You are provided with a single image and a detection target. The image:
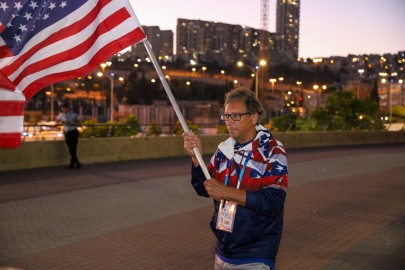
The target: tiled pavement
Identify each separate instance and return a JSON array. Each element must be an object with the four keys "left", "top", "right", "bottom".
[{"left": 0, "top": 144, "right": 404, "bottom": 270}]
